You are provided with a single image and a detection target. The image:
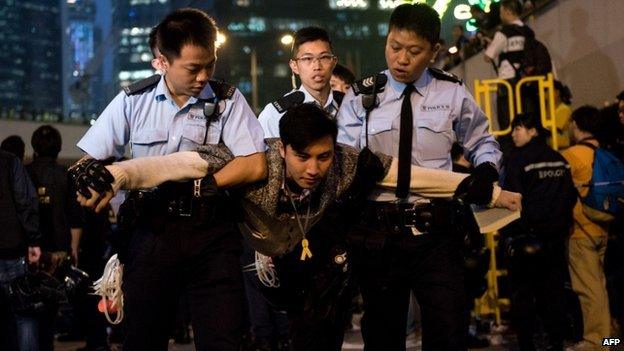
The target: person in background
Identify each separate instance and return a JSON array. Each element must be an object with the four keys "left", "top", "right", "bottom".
[
  {"left": 1, "top": 135, "right": 26, "bottom": 162},
  {"left": 502, "top": 113, "right": 576, "bottom": 351},
  {"left": 552, "top": 80, "right": 573, "bottom": 149},
  {"left": 561, "top": 106, "right": 611, "bottom": 351},
  {"left": 0, "top": 149, "right": 41, "bottom": 351},
  {"left": 330, "top": 63, "right": 355, "bottom": 94},
  {"left": 26, "top": 125, "right": 84, "bottom": 351}
]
